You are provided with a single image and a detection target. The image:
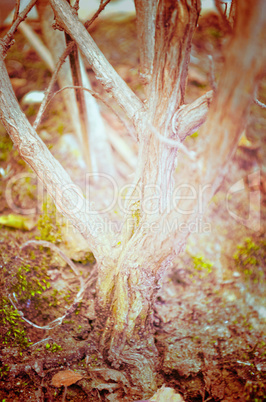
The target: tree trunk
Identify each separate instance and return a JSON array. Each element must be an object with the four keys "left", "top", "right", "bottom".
[{"left": 0, "top": 0, "right": 265, "bottom": 396}]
